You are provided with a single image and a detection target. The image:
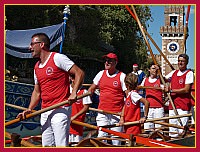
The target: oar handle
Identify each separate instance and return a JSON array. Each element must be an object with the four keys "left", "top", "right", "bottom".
[
  {"left": 5, "top": 103, "right": 36, "bottom": 112},
  {"left": 154, "top": 121, "right": 195, "bottom": 132},
  {"left": 100, "top": 113, "right": 192, "bottom": 128},
  {"left": 89, "top": 107, "right": 121, "bottom": 116},
  {"left": 5, "top": 92, "right": 91, "bottom": 127},
  {"left": 136, "top": 86, "right": 162, "bottom": 90}
]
